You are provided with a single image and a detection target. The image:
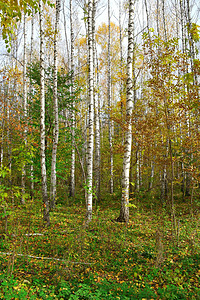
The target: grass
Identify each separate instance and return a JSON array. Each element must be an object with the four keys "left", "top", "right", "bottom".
[{"left": 0, "top": 193, "right": 199, "bottom": 299}]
